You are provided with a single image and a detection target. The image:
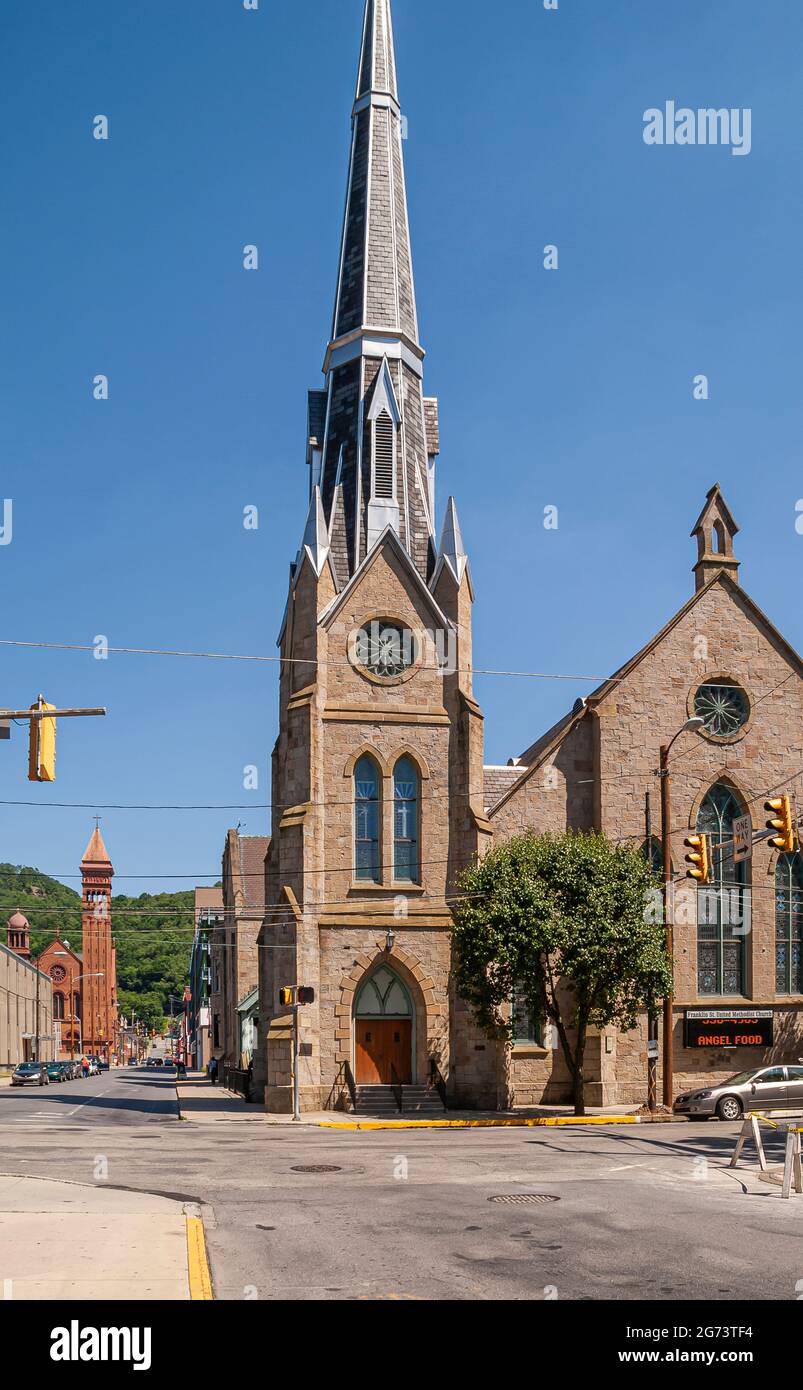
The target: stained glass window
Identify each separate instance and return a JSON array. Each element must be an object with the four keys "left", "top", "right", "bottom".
[
  {"left": 696, "top": 783, "right": 748, "bottom": 995},
  {"left": 775, "top": 852, "right": 803, "bottom": 994},
  {"left": 694, "top": 683, "right": 749, "bottom": 739},
  {"left": 354, "top": 755, "right": 380, "bottom": 882},
  {"left": 393, "top": 756, "right": 419, "bottom": 882}
]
